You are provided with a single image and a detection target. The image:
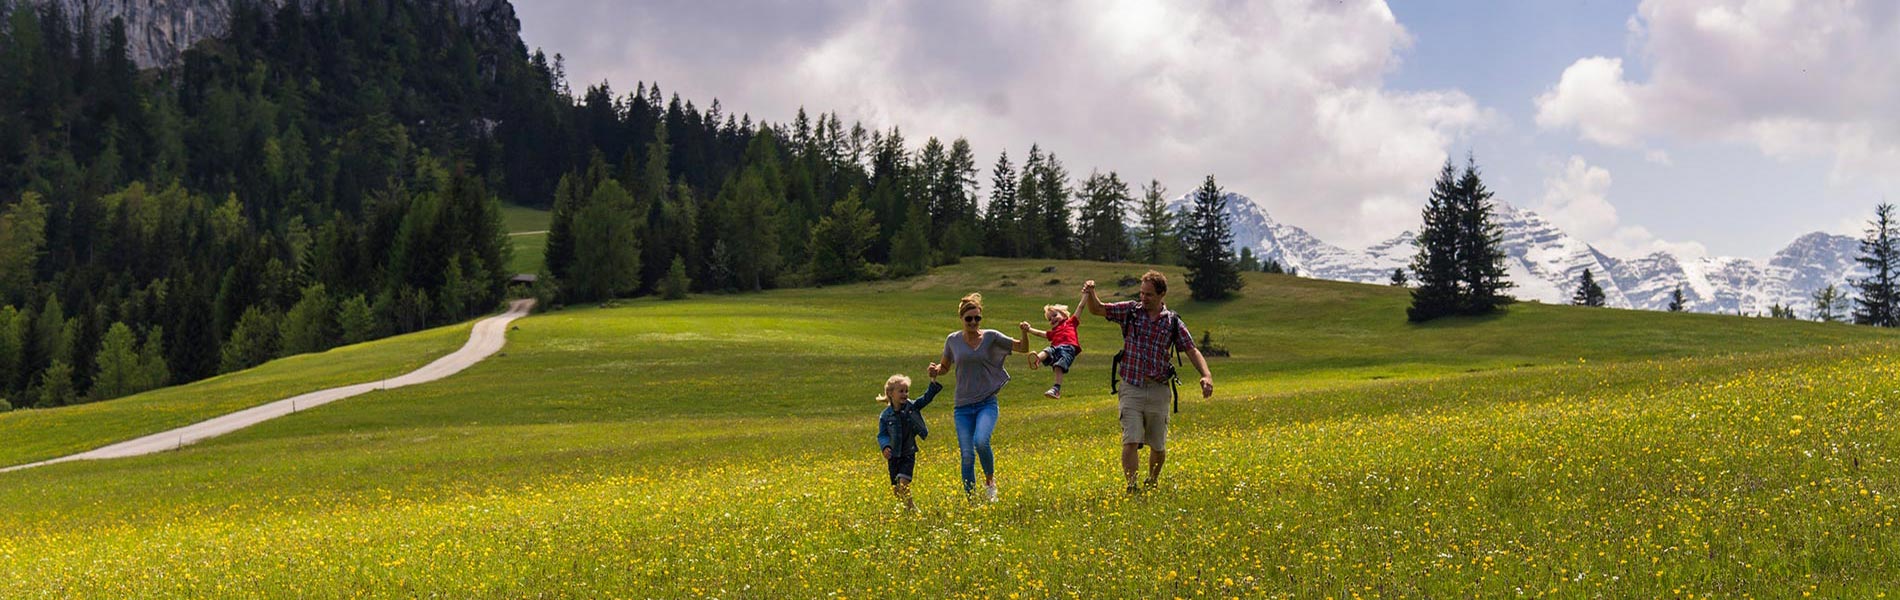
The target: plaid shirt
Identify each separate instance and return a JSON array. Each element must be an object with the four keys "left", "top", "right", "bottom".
[{"left": 1102, "top": 301, "right": 1195, "bottom": 384}]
